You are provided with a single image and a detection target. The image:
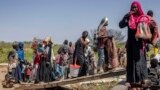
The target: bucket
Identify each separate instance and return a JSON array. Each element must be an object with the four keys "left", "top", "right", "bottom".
[{"left": 70, "top": 58, "right": 80, "bottom": 77}]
